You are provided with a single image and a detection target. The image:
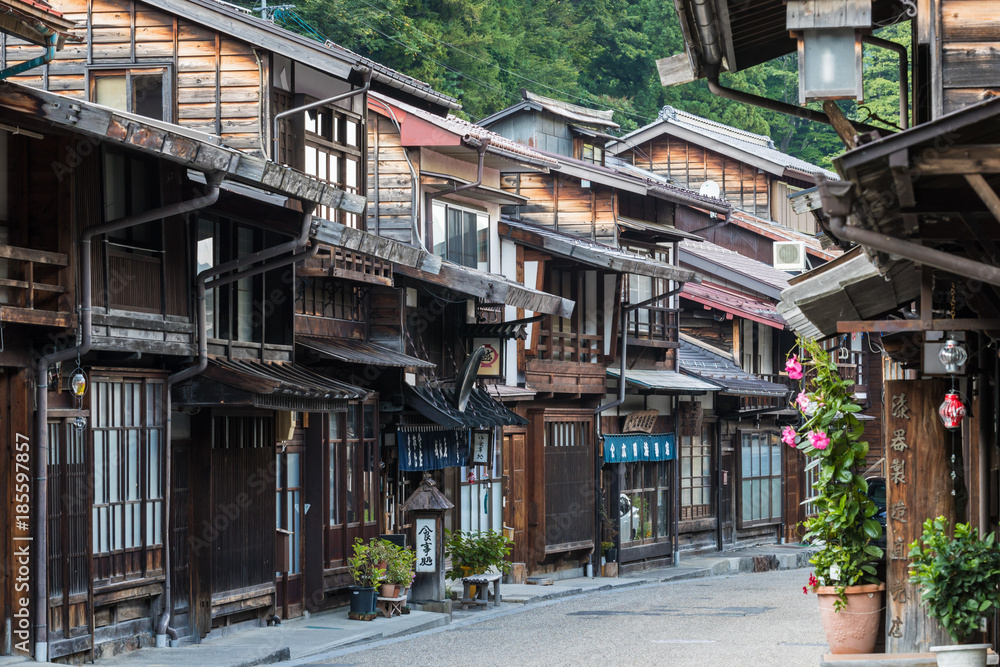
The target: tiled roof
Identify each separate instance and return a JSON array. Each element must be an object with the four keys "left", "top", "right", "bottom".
[
  {"left": 611, "top": 105, "right": 839, "bottom": 182},
  {"left": 370, "top": 92, "right": 557, "bottom": 168},
  {"left": 678, "top": 337, "right": 790, "bottom": 398},
  {"left": 679, "top": 238, "right": 791, "bottom": 296}
]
